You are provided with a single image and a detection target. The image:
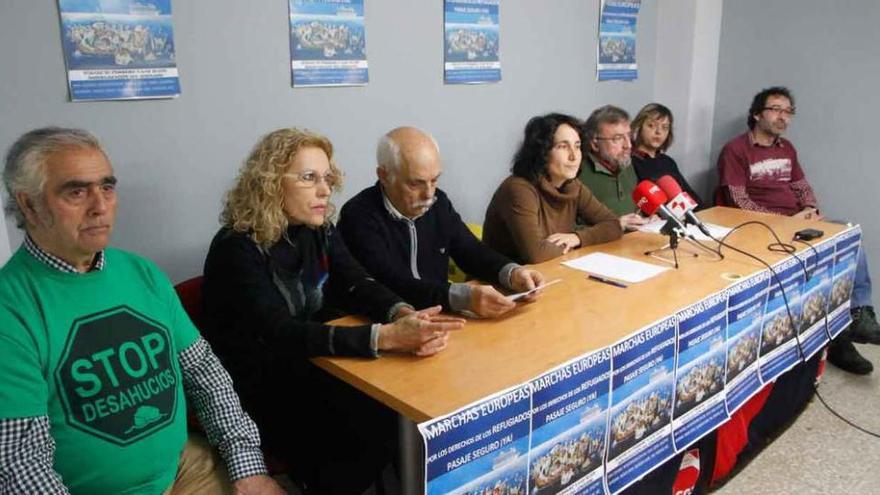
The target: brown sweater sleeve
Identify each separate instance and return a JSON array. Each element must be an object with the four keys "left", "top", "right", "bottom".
[
  {"left": 574, "top": 182, "right": 624, "bottom": 246},
  {"left": 493, "top": 178, "right": 566, "bottom": 264}
]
